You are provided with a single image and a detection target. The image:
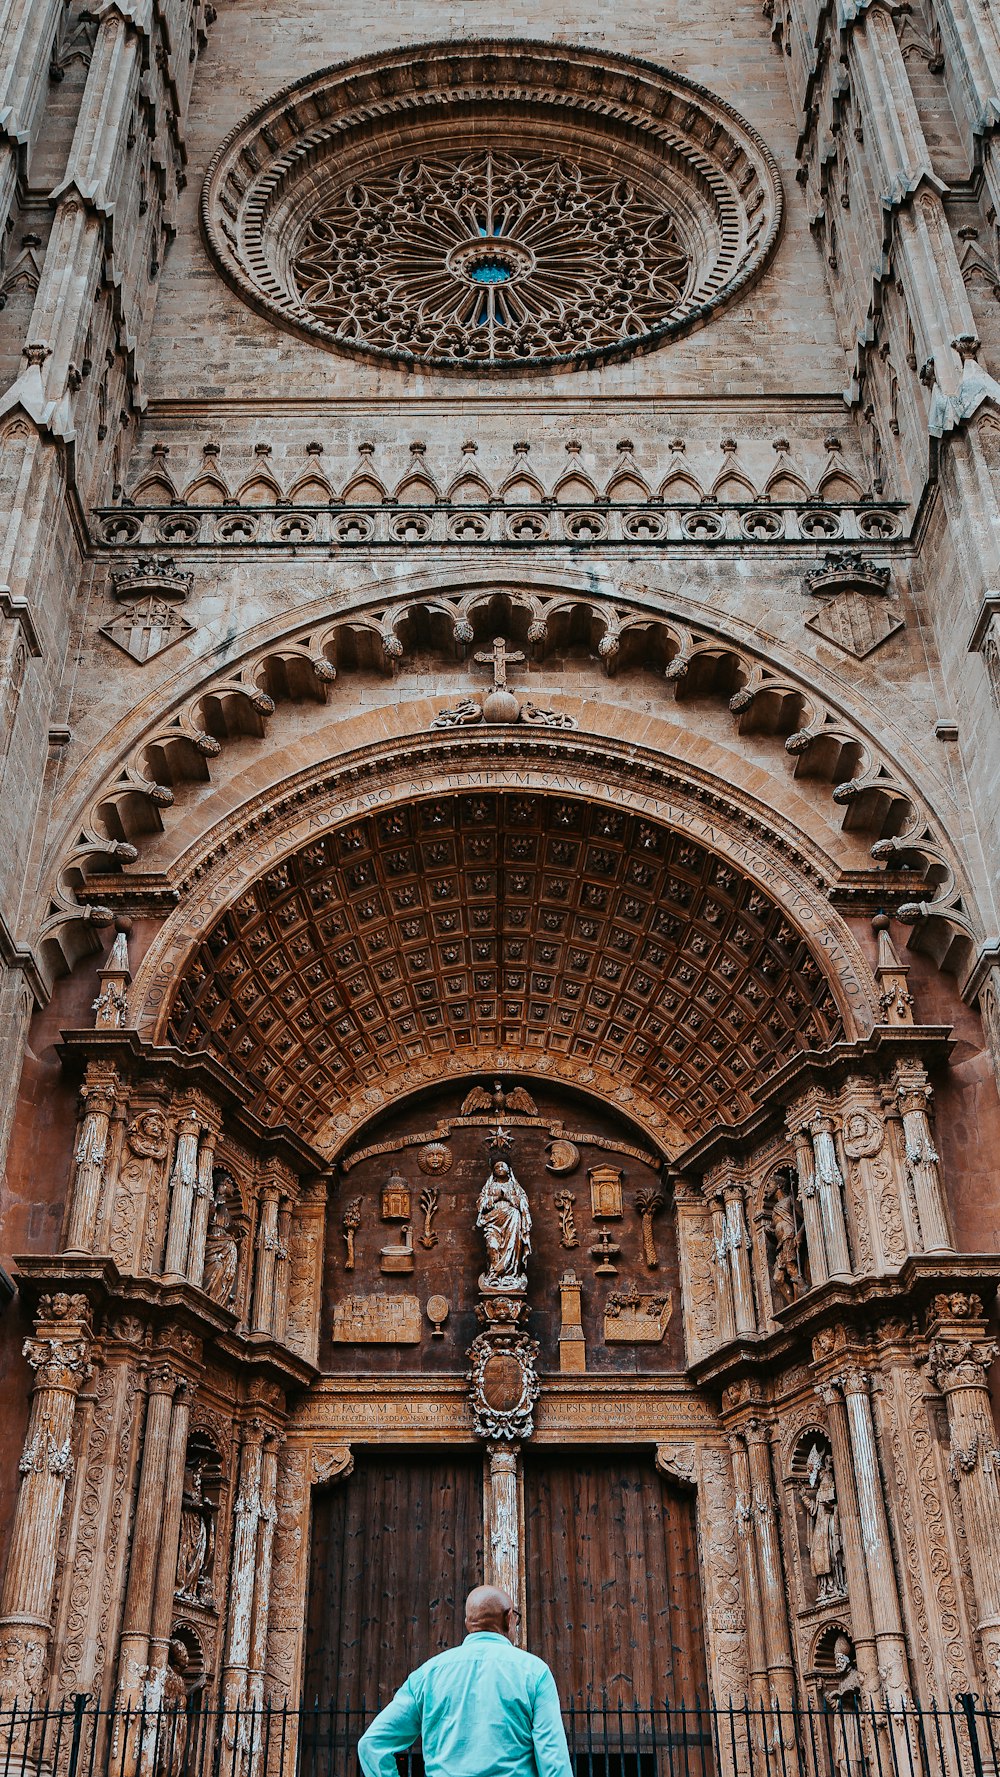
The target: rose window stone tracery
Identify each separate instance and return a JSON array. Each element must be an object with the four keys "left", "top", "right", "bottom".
[
  {"left": 201, "top": 40, "right": 784, "bottom": 372},
  {"left": 291, "top": 149, "right": 693, "bottom": 365}
]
